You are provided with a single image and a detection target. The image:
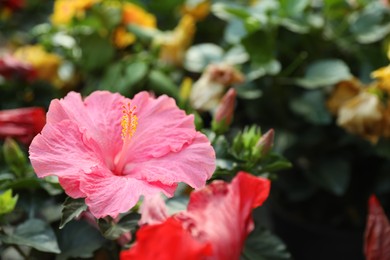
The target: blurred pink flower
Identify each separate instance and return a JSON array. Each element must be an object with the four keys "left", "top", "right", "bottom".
[
  {"left": 0, "top": 107, "right": 45, "bottom": 145},
  {"left": 0, "top": 54, "right": 36, "bottom": 81},
  {"left": 29, "top": 91, "right": 215, "bottom": 218},
  {"left": 122, "top": 171, "right": 270, "bottom": 260}
]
